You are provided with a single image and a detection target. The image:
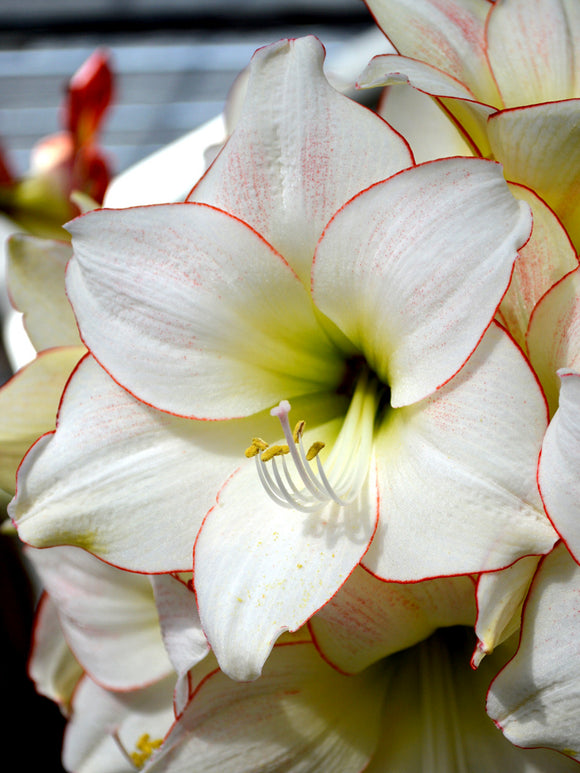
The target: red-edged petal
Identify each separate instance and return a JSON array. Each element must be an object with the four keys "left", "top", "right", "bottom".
[
  {"left": 363, "top": 324, "right": 556, "bottom": 580},
  {"left": 188, "top": 36, "right": 413, "bottom": 282},
  {"left": 66, "top": 203, "right": 343, "bottom": 420},
  {"left": 527, "top": 267, "right": 580, "bottom": 415},
  {"left": 62, "top": 675, "right": 175, "bottom": 773},
  {"left": 487, "top": 542, "right": 580, "bottom": 761},
  {"left": 364, "top": 0, "right": 500, "bottom": 104},
  {"left": 486, "top": 0, "right": 580, "bottom": 106},
  {"left": 312, "top": 158, "right": 531, "bottom": 407},
  {"left": 488, "top": 100, "right": 580, "bottom": 250},
  {"left": 26, "top": 544, "right": 172, "bottom": 691},
  {"left": 146, "top": 640, "right": 386, "bottom": 773},
  {"left": 193, "top": 461, "right": 379, "bottom": 681},
  {"left": 309, "top": 566, "right": 475, "bottom": 674},
  {"left": 151, "top": 574, "right": 209, "bottom": 715},
  {"left": 497, "top": 184, "right": 578, "bottom": 349}
]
